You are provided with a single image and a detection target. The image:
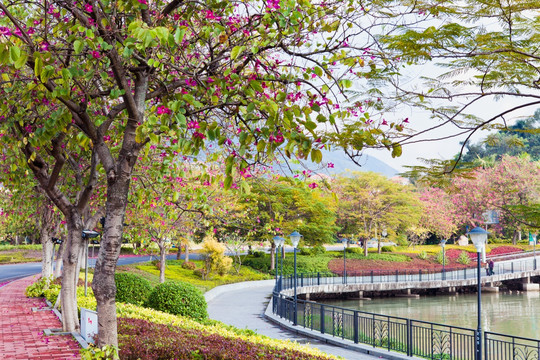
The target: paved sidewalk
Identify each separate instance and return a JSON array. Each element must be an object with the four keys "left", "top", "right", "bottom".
[
  {"left": 206, "top": 281, "right": 389, "bottom": 360},
  {"left": 0, "top": 276, "right": 81, "bottom": 359}
]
